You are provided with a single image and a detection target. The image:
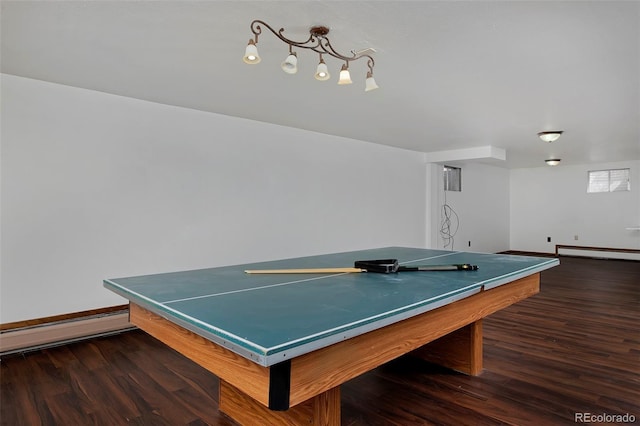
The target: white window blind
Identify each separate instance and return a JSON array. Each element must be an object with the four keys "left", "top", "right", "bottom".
[
  {"left": 587, "top": 168, "right": 630, "bottom": 193},
  {"left": 609, "top": 169, "right": 631, "bottom": 192},
  {"left": 443, "top": 166, "right": 461, "bottom": 192}
]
